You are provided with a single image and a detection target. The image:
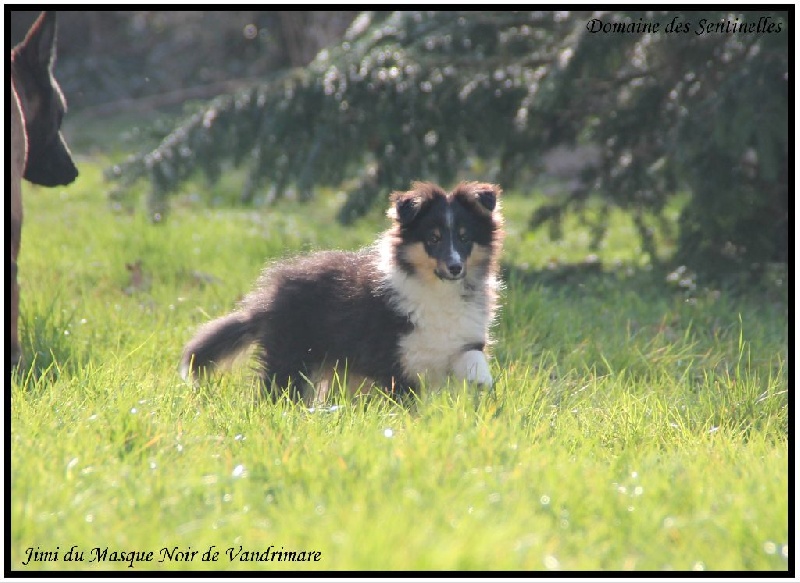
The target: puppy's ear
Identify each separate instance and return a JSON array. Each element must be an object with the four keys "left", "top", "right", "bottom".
[
  {"left": 456, "top": 182, "right": 502, "bottom": 215},
  {"left": 388, "top": 191, "right": 423, "bottom": 225},
  {"left": 476, "top": 187, "right": 498, "bottom": 212}
]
